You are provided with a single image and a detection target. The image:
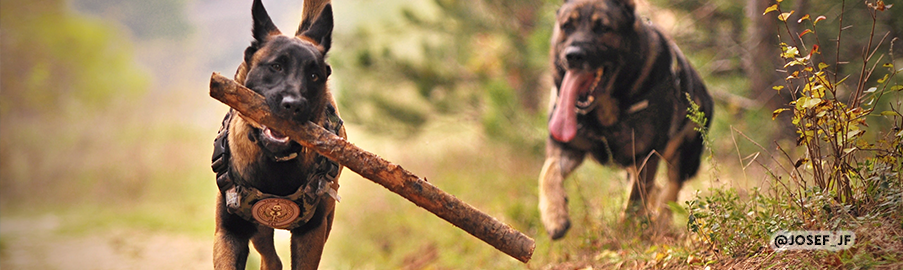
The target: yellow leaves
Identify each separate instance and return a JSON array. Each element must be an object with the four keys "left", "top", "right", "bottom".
[
  {"left": 782, "top": 46, "right": 799, "bottom": 59},
  {"left": 794, "top": 157, "right": 809, "bottom": 168},
  {"left": 808, "top": 70, "right": 829, "bottom": 83},
  {"left": 784, "top": 60, "right": 805, "bottom": 68},
  {"left": 654, "top": 251, "right": 667, "bottom": 262},
  {"left": 814, "top": 16, "right": 827, "bottom": 25},
  {"left": 782, "top": 44, "right": 820, "bottom": 69},
  {"left": 767, "top": 4, "right": 901, "bottom": 180},
  {"left": 847, "top": 129, "right": 865, "bottom": 140},
  {"left": 880, "top": 111, "right": 901, "bottom": 117},
  {"left": 799, "top": 29, "right": 813, "bottom": 38},
  {"left": 764, "top": 4, "right": 779, "bottom": 15},
  {"left": 779, "top": 11, "right": 795, "bottom": 22},
  {"left": 836, "top": 76, "right": 850, "bottom": 86},
  {"left": 876, "top": 73, "right": 890, "bottom": 84},
  {"left": 798, "top": 14, "right": 828, "bottom": 26},
  {"left": 802, "top": 97, "right": 823, "bottom": 109},
  {"left": 763, "top": 2, "right": 796, "bottom": 22},
  {"left": 773, "top": 108, "right": 790, "bottom": 120},
  {"left": 808, "top": 84, "right": 826, "bottom": 99},
  {"left": 794, "top": 96, "right": 823, "bottom": 112}
]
